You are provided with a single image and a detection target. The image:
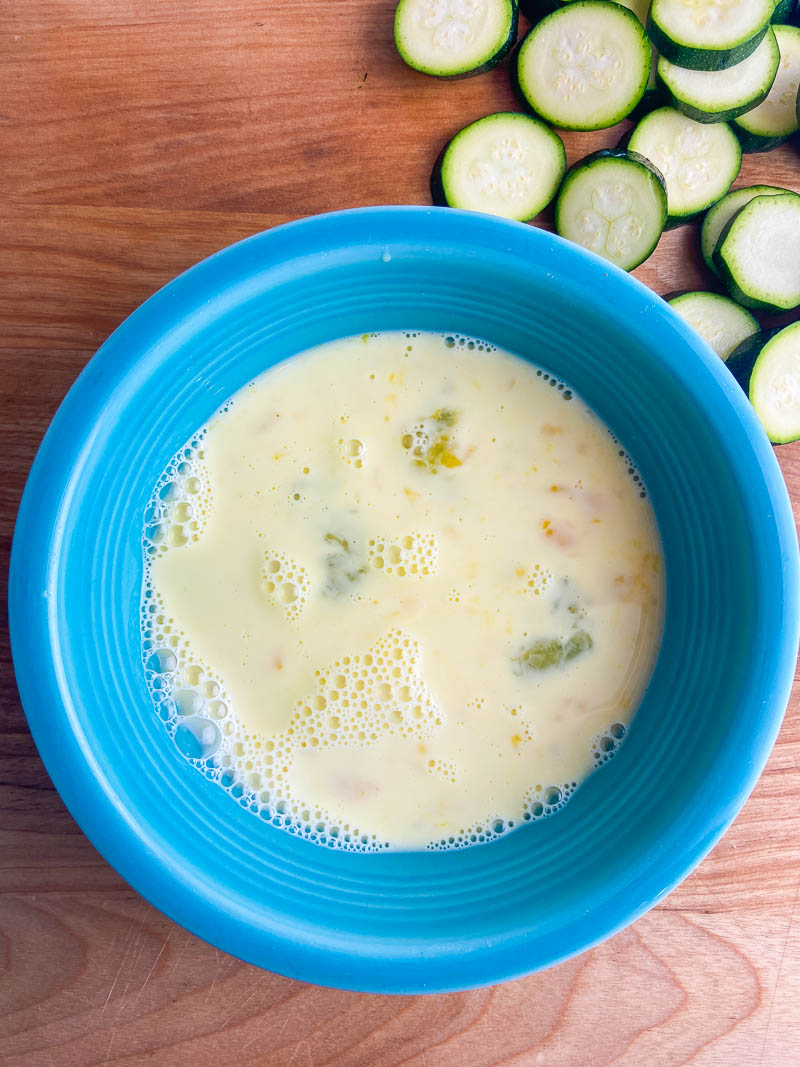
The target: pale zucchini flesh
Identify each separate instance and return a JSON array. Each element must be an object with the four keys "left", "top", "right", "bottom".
[
  {"left": 431, "top": 113, "right": 566, "bottom": 221},
  {"left": 700, "top": 184, "right": 787, "bottom": 274},
  {"left": 714, "top": 192, "right": 800, "bottom": 311},
  {"left": 555, "top": 149, "right": 667, "bottom": 270},
  {"left": 648, "top": 0, "right": 773, "bottom": 70},
  {"left": 668, "top": 291, "right": 759, "bottom": 361},
  {"left": 733, "top": 24, "right": 800, "bottom": 148},
  {"left": 515, "top": 2, "right": 651, "bottom": 130},
  {"left": 657, "top": 29, "right": 779, "bottom": 122},
  {"left": 394, "top": 0, "right": 517, "bottom": 77},
  {"left": 628, "top": 107, "right": 741, "bottom": 220}
]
